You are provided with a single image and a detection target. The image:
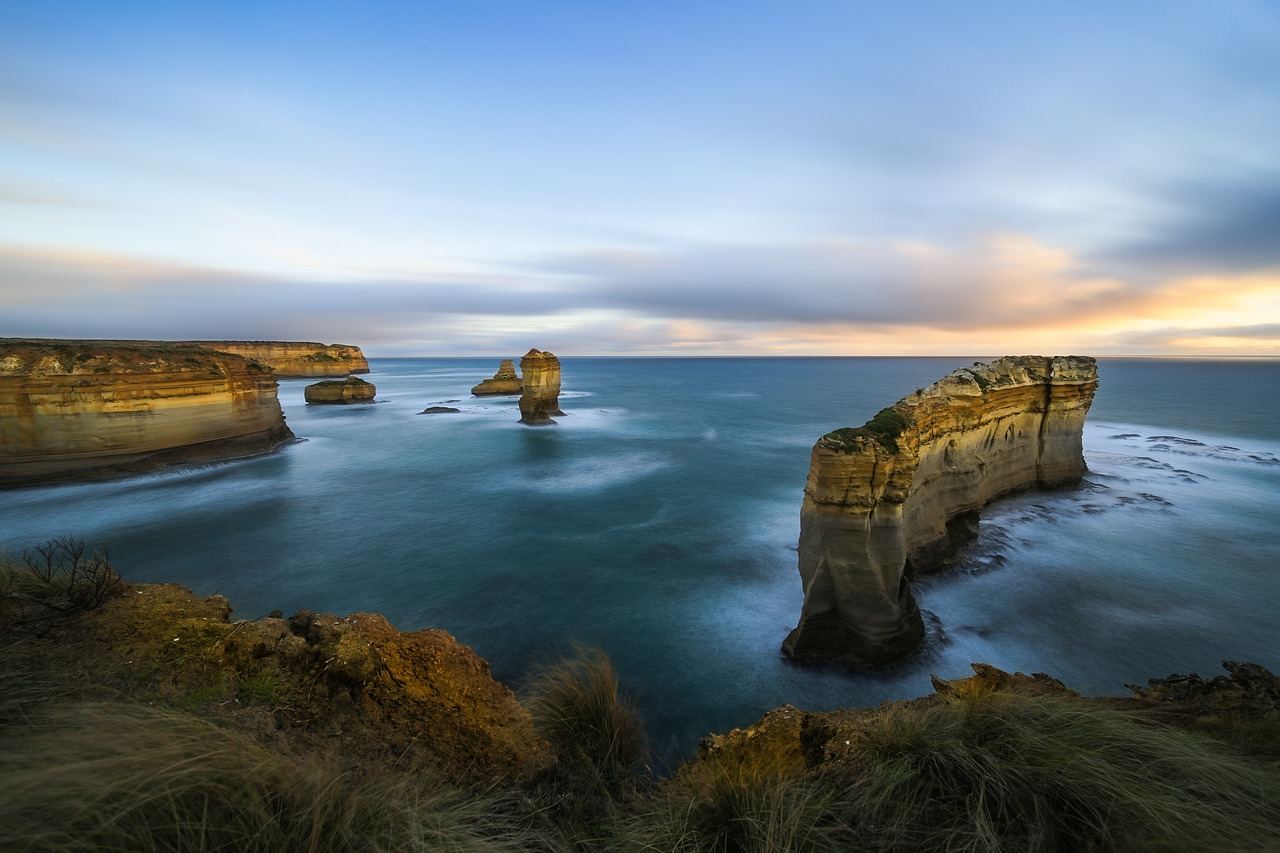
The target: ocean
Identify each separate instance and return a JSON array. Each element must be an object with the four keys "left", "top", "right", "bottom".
[{"left": 2, "top": 356, "right": 1277, "bottom": 768}]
